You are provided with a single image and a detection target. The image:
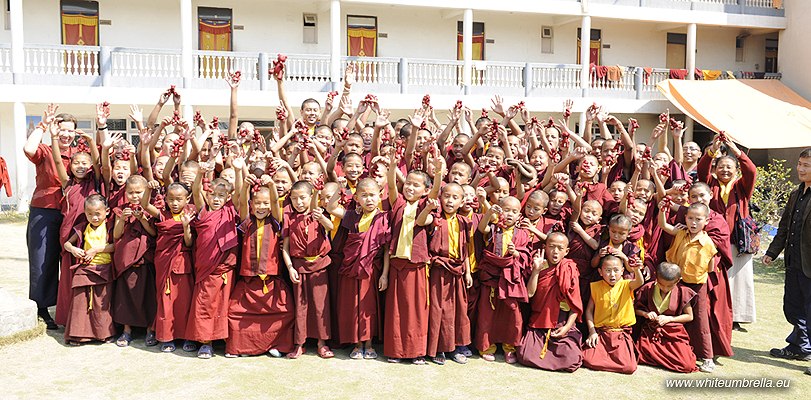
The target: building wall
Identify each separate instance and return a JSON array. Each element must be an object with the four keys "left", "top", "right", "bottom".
[{"left": 779, "top": 0, "right": 811, "bottom": 99}]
